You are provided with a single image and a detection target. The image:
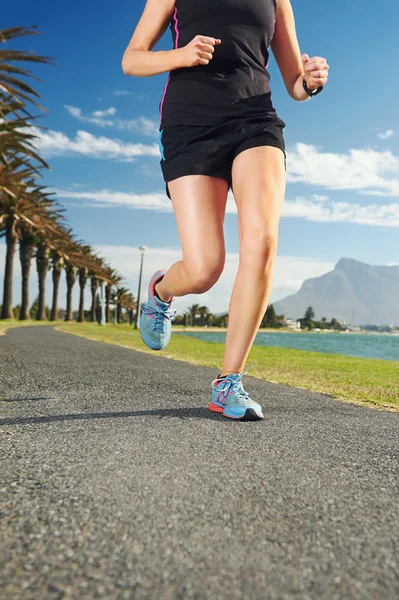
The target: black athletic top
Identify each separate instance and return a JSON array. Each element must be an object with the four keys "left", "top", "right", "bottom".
[{"left": 159, "top": 0, "right": 278, "bottom": 130}]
